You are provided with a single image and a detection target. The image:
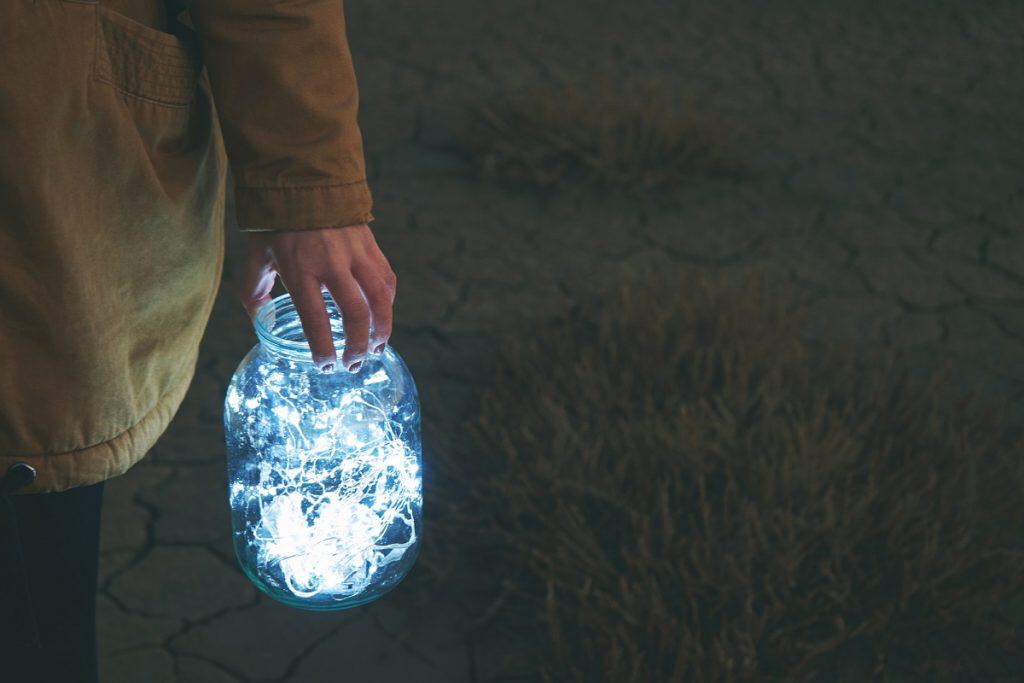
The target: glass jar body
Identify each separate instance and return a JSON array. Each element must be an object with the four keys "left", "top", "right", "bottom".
[{"left": 224, "top": 296, "right": 422, "bottom": 610}]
